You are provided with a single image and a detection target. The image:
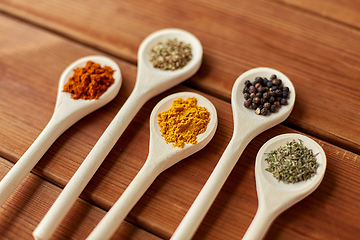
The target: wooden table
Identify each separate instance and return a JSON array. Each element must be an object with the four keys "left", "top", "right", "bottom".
[{"left": 0, "top": 0, "right": 359, "bottom": 239}]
